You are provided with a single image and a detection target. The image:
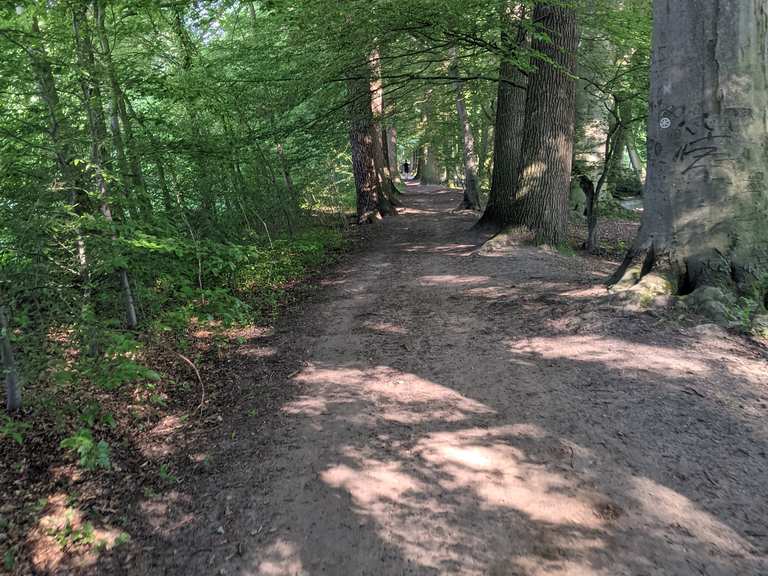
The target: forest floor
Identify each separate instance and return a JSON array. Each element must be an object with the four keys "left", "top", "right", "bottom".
[{"left": 18, "top": 183, "right": 768, "bottom": 575}]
